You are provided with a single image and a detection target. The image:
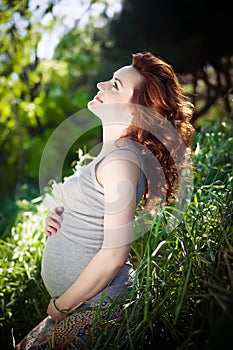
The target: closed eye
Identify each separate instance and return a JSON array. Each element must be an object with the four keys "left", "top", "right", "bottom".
[{"left": 112, "top": 81, "right": 119, "bottom": 90}]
